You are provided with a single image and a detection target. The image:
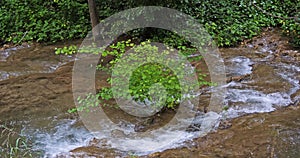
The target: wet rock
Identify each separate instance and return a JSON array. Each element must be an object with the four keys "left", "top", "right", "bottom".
[
  {"left": 226, "top": 74, "right": 251, "bottom": 83},
  {"left": 134, "top": 124, "right": 146, "bottom": 132},
  {"left": 248, "top": 64, "right": 292, "bottom": 93},
  {"left": 218, "top": 120, "right": 232, "bottom": 130},
  {"left": 291, "top": 89, "right": 300, "bottom": 105},
  {"left": 197, "top": 92, "right": 211, "bottom": 113},
  {"left": 187, "top": 112, "right": 220, "bottom": 132},
  {"left": 70, "top": 146, "right": 120, "bottom": 158},
  {"left": 186, "top": 112, "right": 206, "bottom": 132},
  {"left": 153, "top": 107, "right": 300, "bottom": 157},
  {"left": 3, "top": 44, "right": 10, "bottom": 49},
  {"left": 134, "top": 117, "right": 154, "bottom": 132},
  {"left": 111, "top": 129, "right": 126, "bottom": 138},
  {"left": 88, "top": 138, "right": 110, "bottom": 148},
  {"left": 148, "top": 152, "right": 161, "bottom": 158},
  {"left": 0, "top": 63, "right": 75, "bottom": 121}
]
